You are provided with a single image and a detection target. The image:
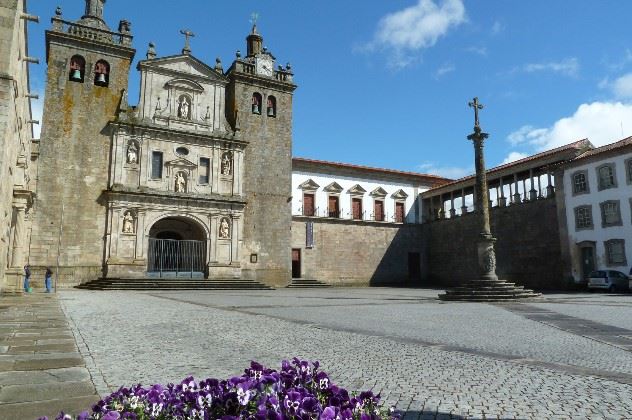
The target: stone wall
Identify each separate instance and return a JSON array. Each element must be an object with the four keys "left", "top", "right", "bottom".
[
  {"left": 0, "top": 0, "right": 37, "bottom": 292},
  {"left": 423, "top": 197, "right": 565, "bottom": 290},
  {"left": 291, "top": 217, "right": 425, "bottom": 286},
  {"left": 226, "top": 67, "right": 296, "bottom": 287},
  {"left": 28, "top": 26, "right": 135, "bottom": 286}
]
